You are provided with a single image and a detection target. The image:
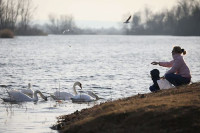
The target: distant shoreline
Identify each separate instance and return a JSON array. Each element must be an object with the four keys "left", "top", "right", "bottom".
[
  {"left": 51, "top": 82, "right": 200, "bottom": 133},
  {"left": 2, "top": 34, "right": 200, "bottom": 37}
]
